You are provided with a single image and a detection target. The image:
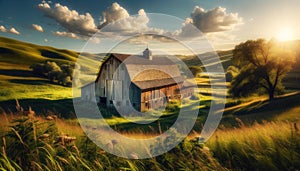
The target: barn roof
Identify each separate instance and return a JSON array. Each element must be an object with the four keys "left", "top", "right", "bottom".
[
  {"left": 133, "top": 76, "right": 184, "bottom": 90},
  {"left": 112, "top": 53, "right": 177, "bottom": 65},
  {"left": 95, "top": 52, "right": 186, "bottom": 90},
  {"left": 111, "top": 53, "right": 182, "bottom": 82}
]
